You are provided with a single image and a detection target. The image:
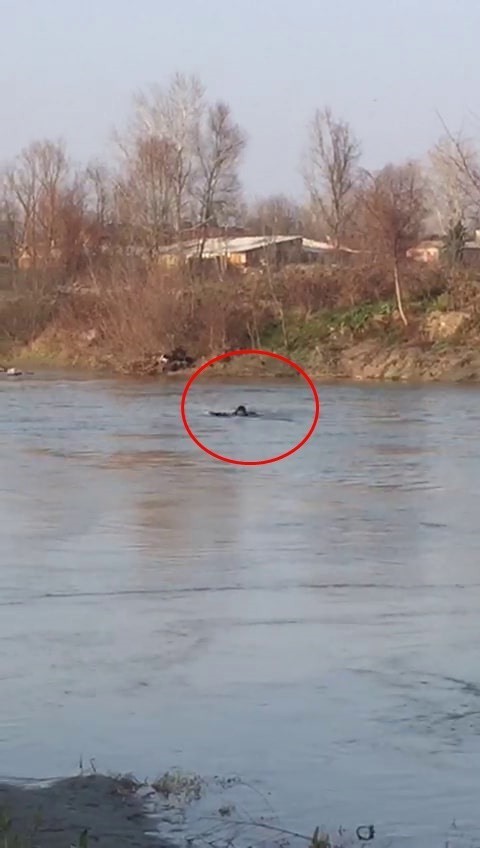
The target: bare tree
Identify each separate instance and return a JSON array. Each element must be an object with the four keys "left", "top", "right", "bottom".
[
  {"left": 56, "top": 175, "right": 88, "bottom": 274},
  {"left": 5, "top": 139, "right": 72, "bottom": 268},
  {"left": 360, "top": 162, "right": 427, "bottom": 325},
  {"left": 85, "top": 162, "right": 112, "bottom": 229},
  {"left": 35, "top": 141, "right": 70, "bottom": 252},
  {"left": 0, "top": 180, "right": 17, "bottom": 279},
  {"left": 245, "top": 194, "right": 304, "bottom": 235},
  {"left": 304, "top": 107, "right": 361, "bottom": 245},
  {"left": 119, "top": 73, "right": 205, "bottom": 237},
  {"left": 428, "top": 134, "right": 480, "bottom": 232},
  {"left": 116, "top": 75, "right": 246, "bottom": 259},
  {"left": 116, "top": 135, "right": 178, "bottom": 255},
  {"left": 195, "top": 101, "right": 246, "bottom": 253},
  {"left": 162, "top": 73, "right": 205, "bottom": 232},
  {"left": 5, "top": 146, "right": 40, "bottom": 265}
]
